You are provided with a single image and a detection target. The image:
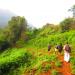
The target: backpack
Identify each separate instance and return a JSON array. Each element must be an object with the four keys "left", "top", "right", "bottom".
[
  {"left": 64, "top": 45, "right": 71, "bottom": 53},
  {"left": 56, "top": 45, "right": 62, "bottom": 50}
]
